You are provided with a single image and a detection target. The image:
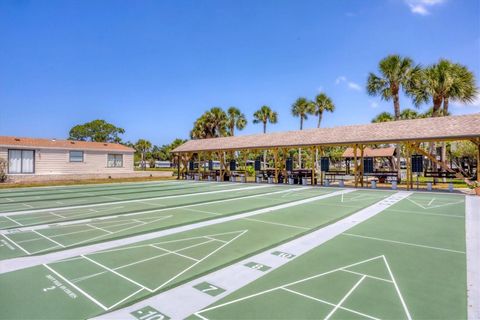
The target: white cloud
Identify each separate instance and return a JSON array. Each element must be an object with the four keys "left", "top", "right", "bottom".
[
  {"left": 348, "top": 82, "right": 362, "bottom": 91},
  {"left": 317, "top": 86, "right": 324, "bottom": 92},
  {"left": 370, "top": 100, "right": 379, "bottom": 108},
  {"left": 335, "top": 76, "right": 362, "bottom": 91},
  {"left": 404, "top": 0, "right": 445, "bottom": 15}
]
